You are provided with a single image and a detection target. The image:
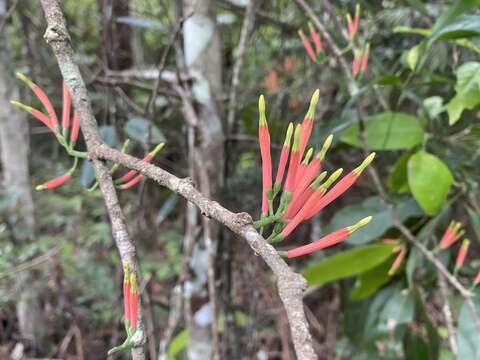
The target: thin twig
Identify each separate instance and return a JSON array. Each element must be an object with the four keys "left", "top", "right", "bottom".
[
  {"left": 39, "top": 1, "right": 146, "bottom": 358},
  {"left": 226, "top": 0, "right": 258, "bottom": 134},
  {"left": 438, "top": 273, "right": 458, "bottom": 356},
  {"left": 0, "top": 0, "right": 20, "bottom": 34}
]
